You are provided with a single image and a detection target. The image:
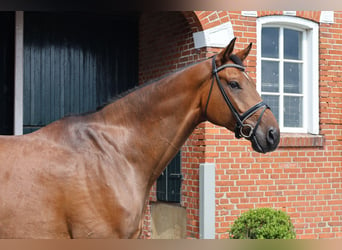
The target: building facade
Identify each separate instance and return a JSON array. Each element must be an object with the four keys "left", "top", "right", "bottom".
[
  {"left": 139, "top": 11, "right": 342, "bottom": 239},
  {"left": 0, "top": 11, "right": 341, "bottom": 239}
]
